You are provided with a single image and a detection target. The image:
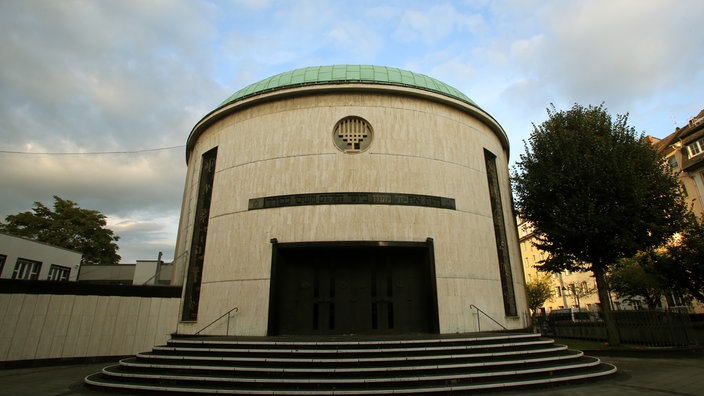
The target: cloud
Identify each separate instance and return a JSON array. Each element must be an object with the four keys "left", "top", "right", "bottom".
[
  {"left": 0, "top": 147, "right": 186, "bottom": 262},
  {"left": 1, "top": 0, "right": 703, "bottom": 263},
  {"left": 0, "top": 0, "right": 227, "bottom": 262},
  {"left": 108, "top": 215, "right": 180, "bottom": 263},
  {"left": 0, "top": 0, "right": 223, "bottom": 150},
  {"left": 394, "top": 3, "right": 485, "bottom": 45},
  {"left": 507, "top": 1, "right": 704, "bottom": 111},
  {"left": 456, "top": 0, "right": 704, "bottom": 161},
  {"left": 327, "top": 20, "right": 384, "bottom": 60}
]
